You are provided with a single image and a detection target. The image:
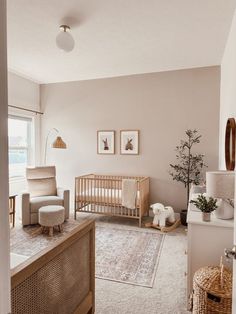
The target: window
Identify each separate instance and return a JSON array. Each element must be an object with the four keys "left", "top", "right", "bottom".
[{"left": 8, "top": 115, "right": 34, "bottom": 179}]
